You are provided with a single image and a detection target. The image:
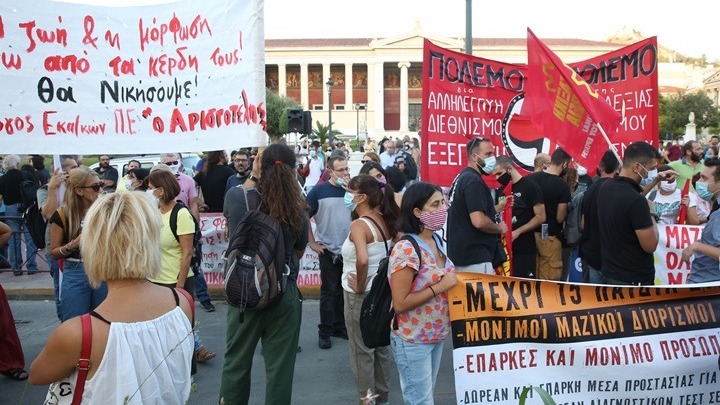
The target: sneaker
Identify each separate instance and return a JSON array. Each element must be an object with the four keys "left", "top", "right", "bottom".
[
  {"left": 318, "top": 336, "right": 331, "bottom": 349},
  {"left": 200, "top": 300, "right": 216, "bottom": 312}
]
